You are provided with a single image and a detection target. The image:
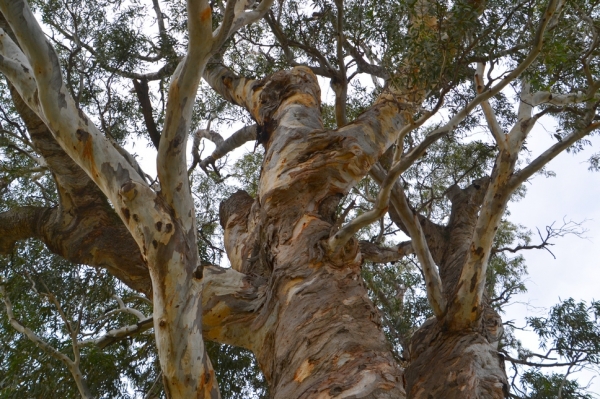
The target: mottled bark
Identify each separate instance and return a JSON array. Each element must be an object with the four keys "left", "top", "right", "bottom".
[
  {"left": 0, "top": 1, "right": 274, "bottom": 396},
  {"left": 401, "top": 179, "right": 508, "bottom": 398},
  {"left": 211, "top": 65, "right": 406, "bottom": 398},
  {"left": 0, "top": 84, "right": 152, "bottom": 296},
  {"left": 406, "top": 315, "right": 506, "bottom": 399}
]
